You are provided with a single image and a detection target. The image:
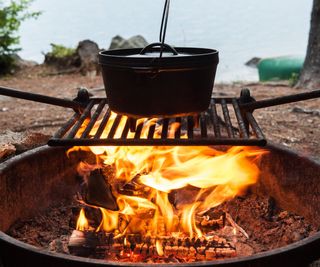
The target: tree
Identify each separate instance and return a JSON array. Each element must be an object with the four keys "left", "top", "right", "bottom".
[
  {"left": 297, "top": 0, "right": 320, "bottom": 89},
  {"left": 0, "top": 0, "right": 40, "bottom": 74}
]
